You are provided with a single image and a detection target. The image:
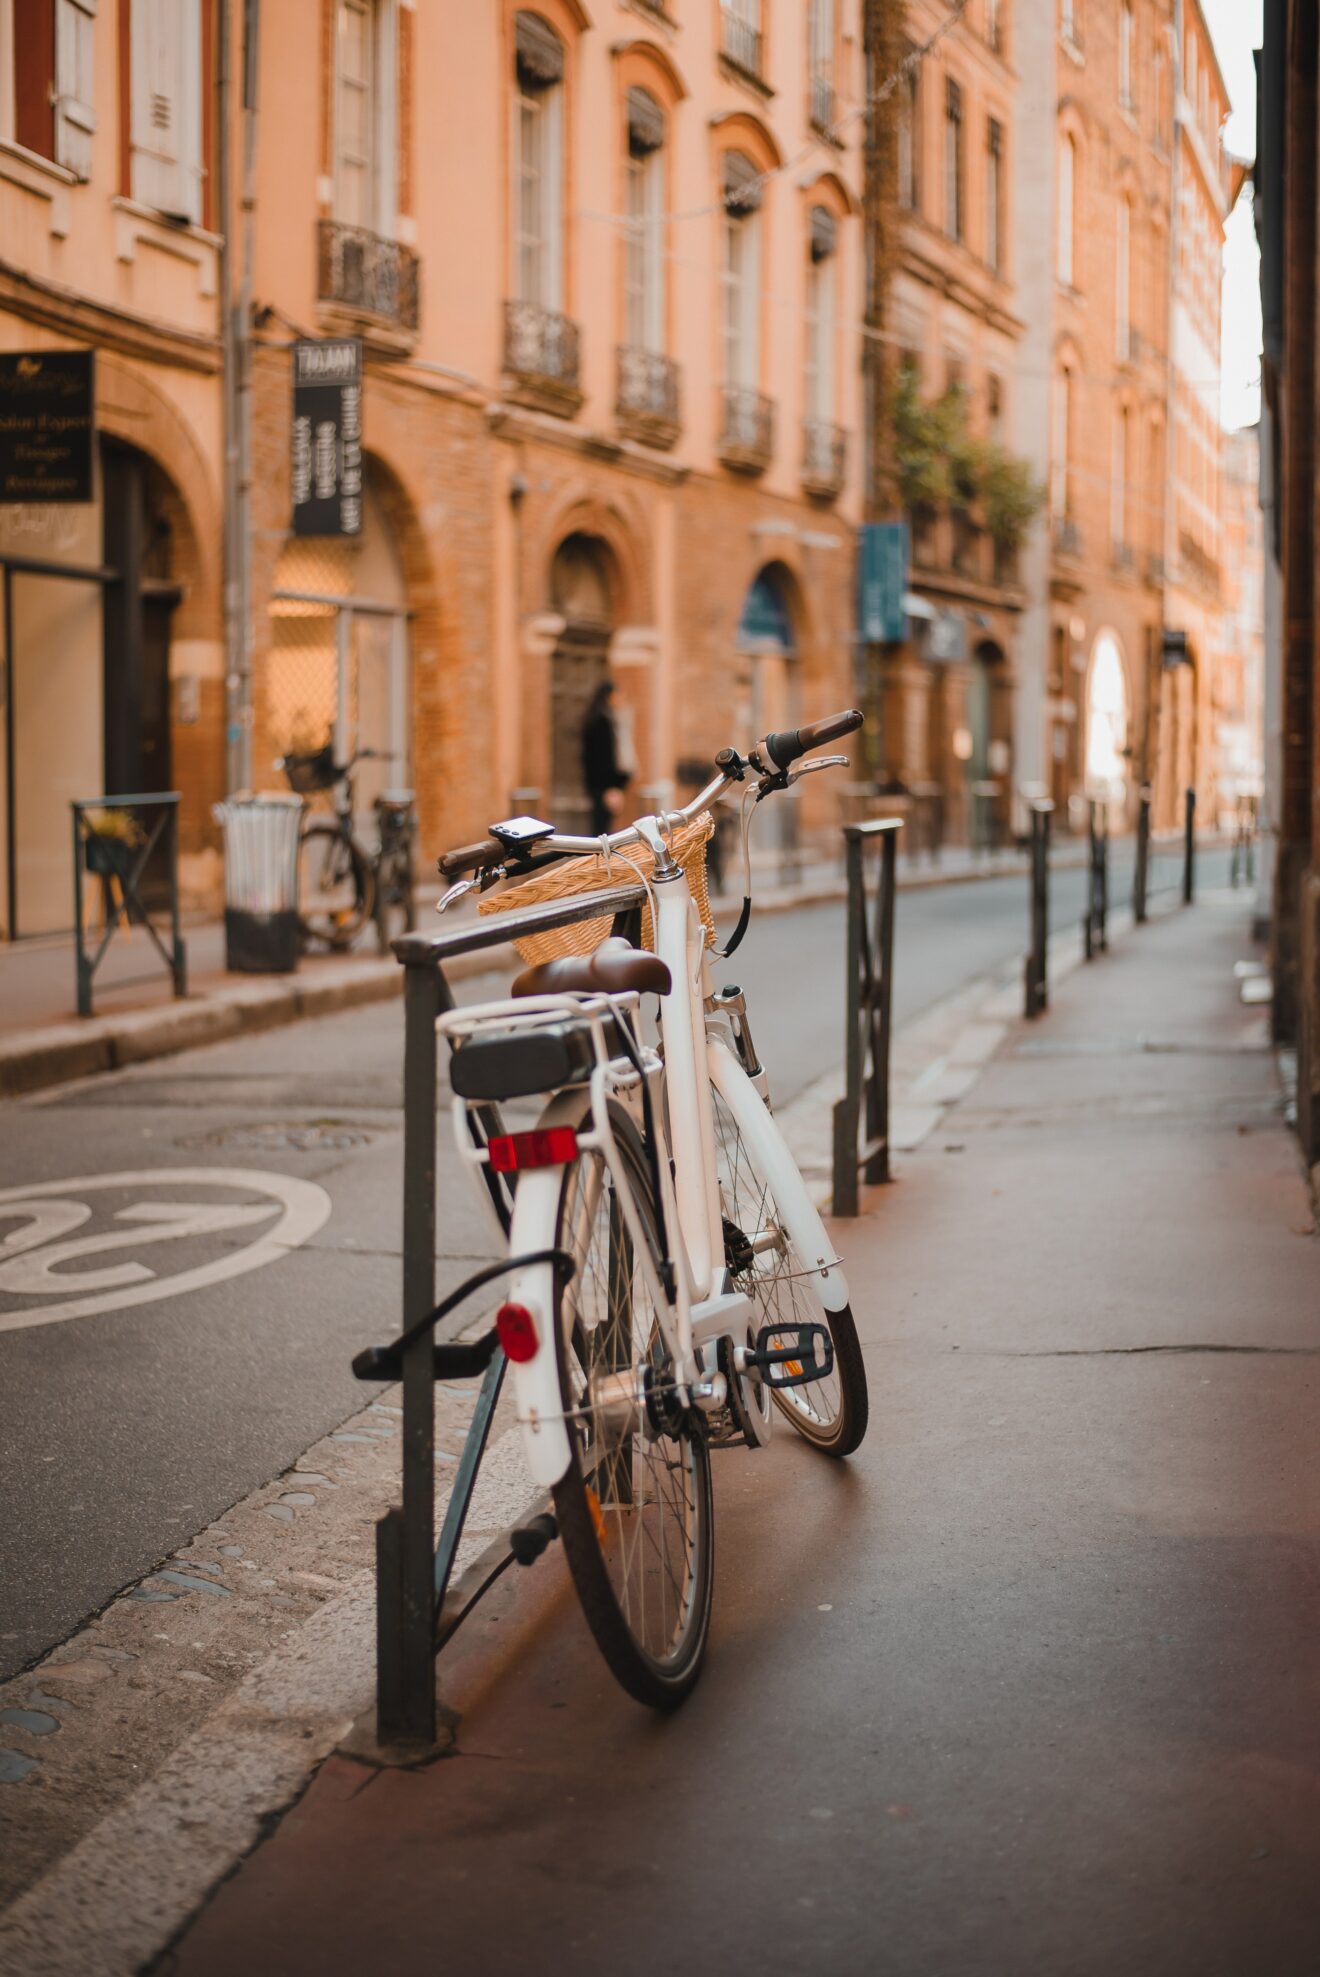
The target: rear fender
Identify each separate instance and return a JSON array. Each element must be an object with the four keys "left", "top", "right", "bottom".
[{"left": 504, "top": 1088, "right": 593, "bottom": 1489}]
